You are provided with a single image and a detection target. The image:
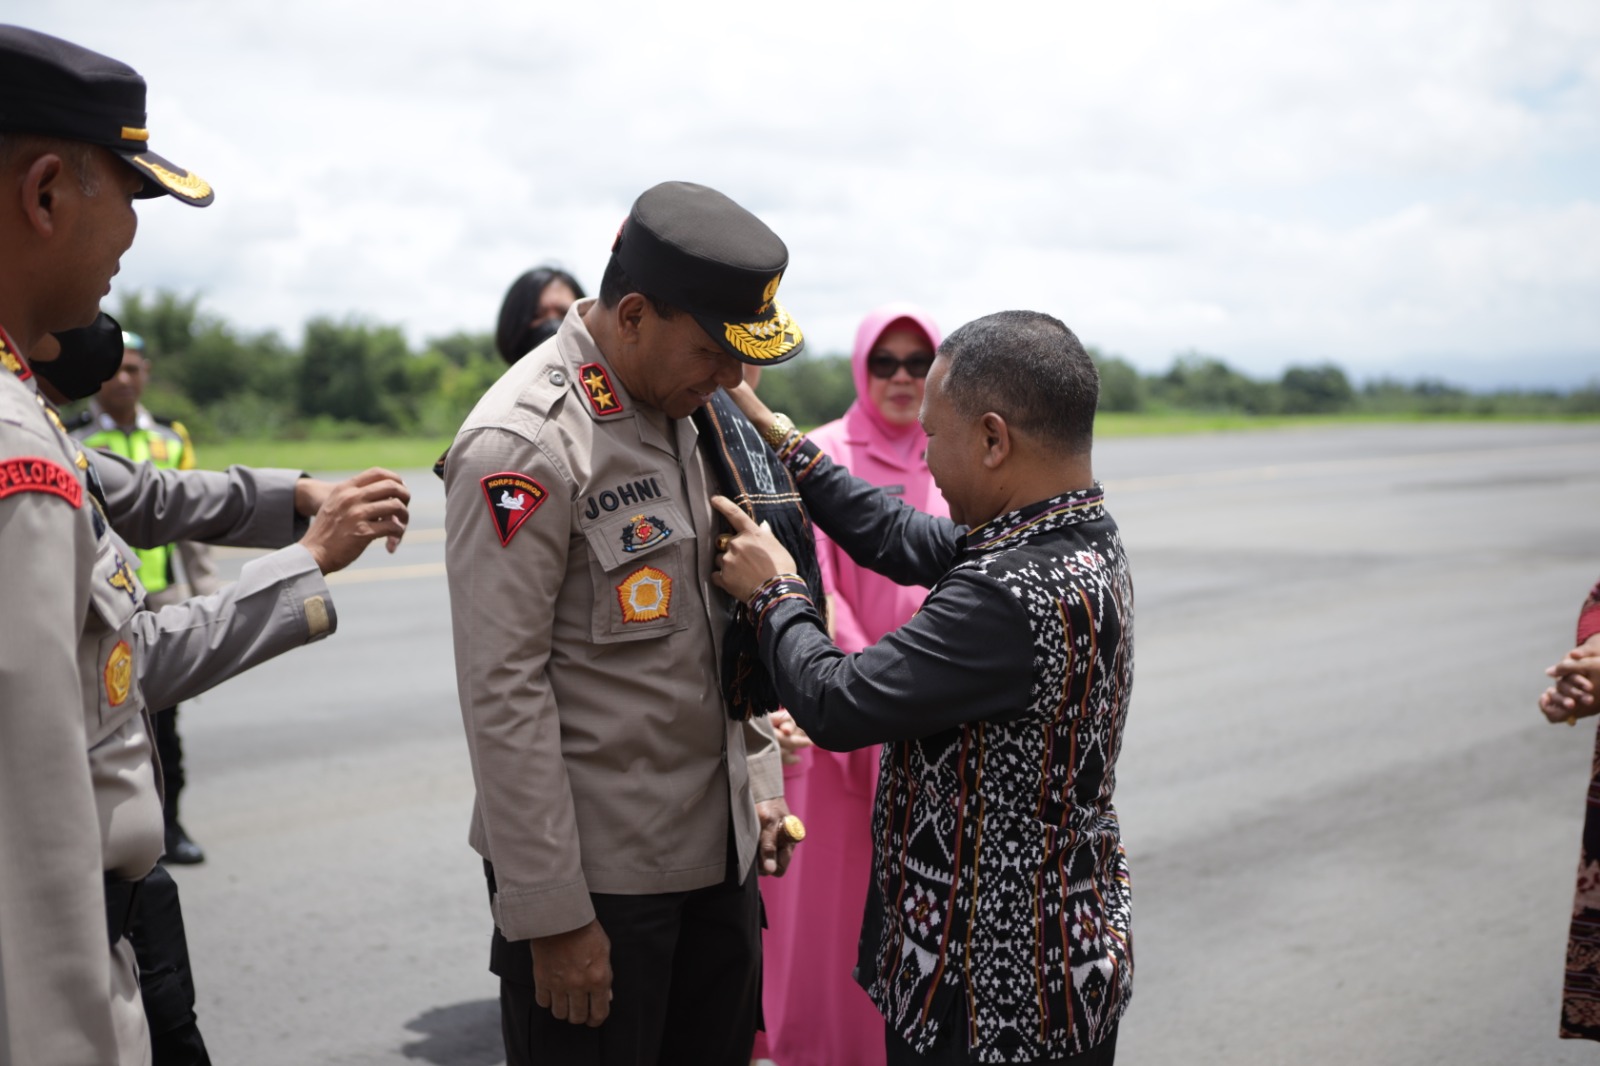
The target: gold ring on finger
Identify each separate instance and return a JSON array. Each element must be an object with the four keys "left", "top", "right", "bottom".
[{"left": 716, "top": 533, "right": 734, "bottom": 552}]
